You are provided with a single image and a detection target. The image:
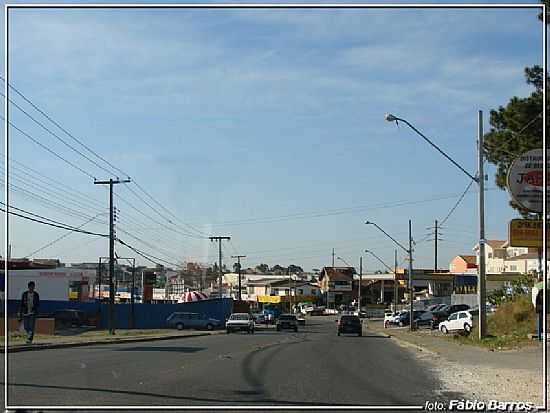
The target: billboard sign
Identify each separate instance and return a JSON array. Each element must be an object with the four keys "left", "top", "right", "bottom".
[
  {"left": 507, "top": 149, "right": 550, "bottom": 213},
  {"left": 508, "top": 218, "right": 550, "bottom": 247}
]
